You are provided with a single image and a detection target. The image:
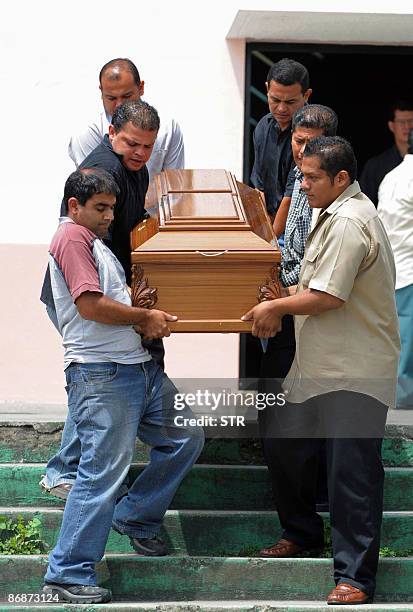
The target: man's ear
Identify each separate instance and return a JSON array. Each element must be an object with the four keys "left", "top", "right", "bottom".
[
  {"left": 303, "top": 88, "right": 312, "bottom": 103},
  {"left": 67, "top": 197, "right": 80, "bottom": 215},
  {"left": 139, "top": 80, "right": 145, "bottom": 97},
  {"left": 388, "top": 120, "right": 395, "bottom": 136},
  {"left": 335, "top": 170, "right": 350, "bottom": 187},
  {"left": 108, "top": 124, "right": 116, "bottom": 142}
]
